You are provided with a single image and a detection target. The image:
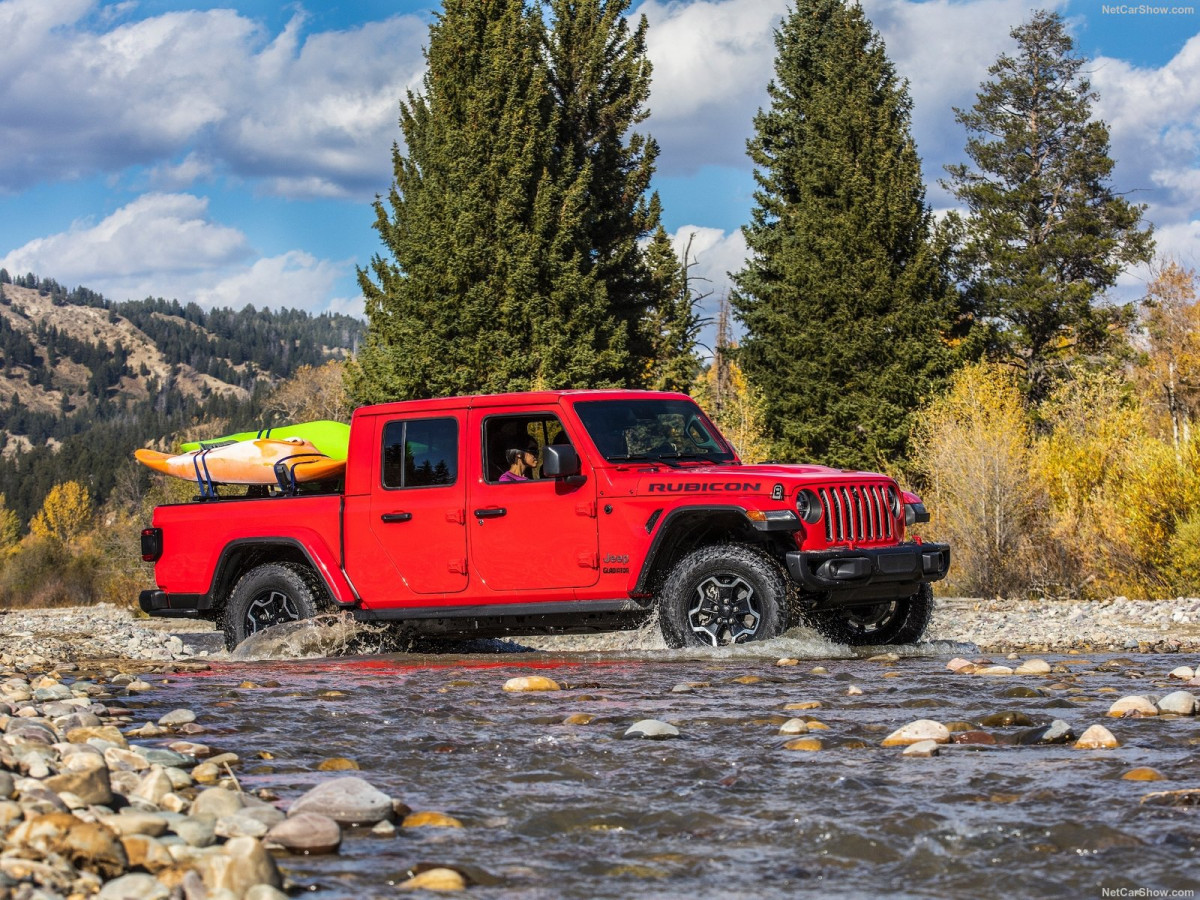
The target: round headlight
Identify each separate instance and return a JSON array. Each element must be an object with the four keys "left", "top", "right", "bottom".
[{"left": 796, "top": 489, "right": 822, "bottom": 525}]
